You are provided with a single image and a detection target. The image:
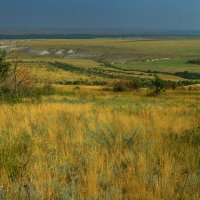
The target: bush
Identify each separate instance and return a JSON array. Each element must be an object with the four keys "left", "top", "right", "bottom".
[
  {"left": 165, "top": 81, "right": 178, "bottom": 90},
  {"left": 152, "top": 75, "right": 166, "bottom": 95},
  {"left": 129, "top": 78, "right": 142, "bottom": 90},
  {"left": 0, "top": 84, "right": 55, "bottom": 103},
  {"left": 1, "top": 84, "right": 10, "bottom": 95},
  {"left": 113, "top": 78, "right": 149, "bottom": 92},
  {"left": 113, "top": 80, "right": 128, "bottom": 92}
]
